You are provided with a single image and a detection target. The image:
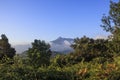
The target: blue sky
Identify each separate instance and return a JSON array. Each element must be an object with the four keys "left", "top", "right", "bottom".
[{"left": 0, "top": 0, "right": 118, "bottom": 45}]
